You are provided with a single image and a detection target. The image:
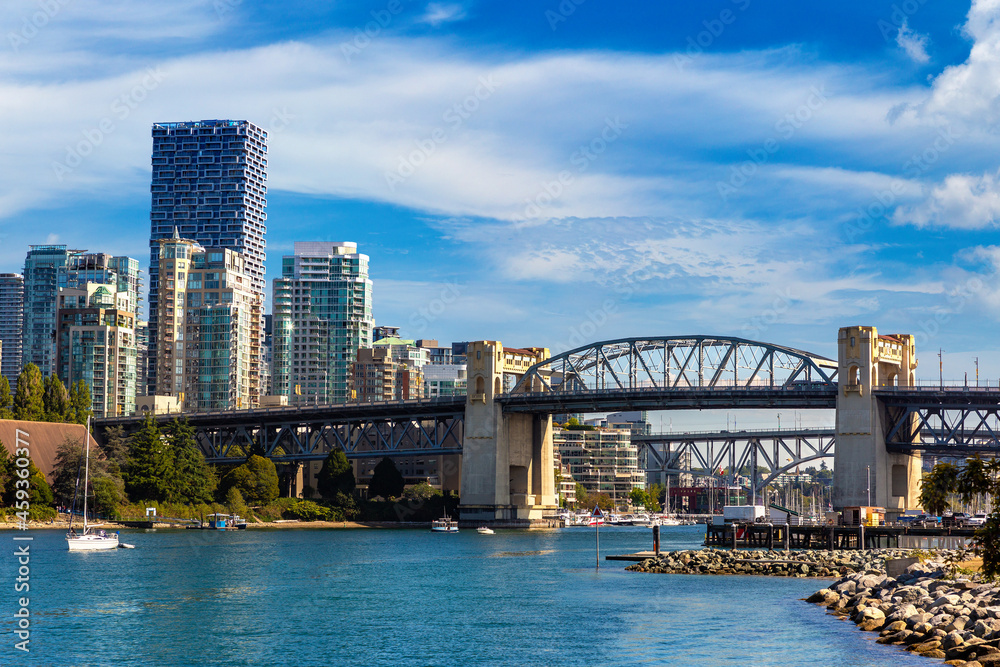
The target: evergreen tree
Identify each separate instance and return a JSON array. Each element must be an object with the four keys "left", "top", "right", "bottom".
[
  {"left": 164, "top": 418, "right": 216, "bottom": 504},
  {"left": 50, "top": 436, "right": 86, "bottom": 506},
  {"left": 219, "top": 455, "right": 278, "bottom": 505},
  {"left": 69, "top": 380, "right": 92, "bottom": 425},
  {"left": 13, "top": 364, "right": 44, "bottom": 422},
  {"left": 317, "top": 449, "right": 355, "bottom": 499},
  {"left": 123, "top": 416, "right": 177, "bottom": 502},
  {"left": 0, "top": 376, "right": 13, "bottom": 419},
  {"left": 42, "top": 375, "right": 70, "bottom": 422},
  {"left": 100, "top": 425, "right": 130, "bottom": 468},
  {"left": 368, "top": 456, "right": 405, "bottom": 499}
]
